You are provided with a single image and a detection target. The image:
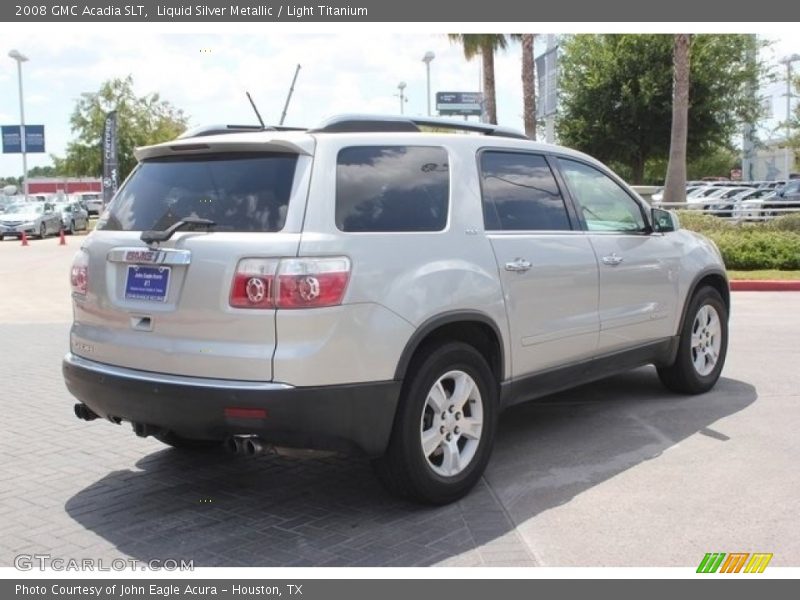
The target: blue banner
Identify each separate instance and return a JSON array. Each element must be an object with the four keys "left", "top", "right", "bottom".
[{"left": 1, "top": 125, "right": 45, "bottom": 153}]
